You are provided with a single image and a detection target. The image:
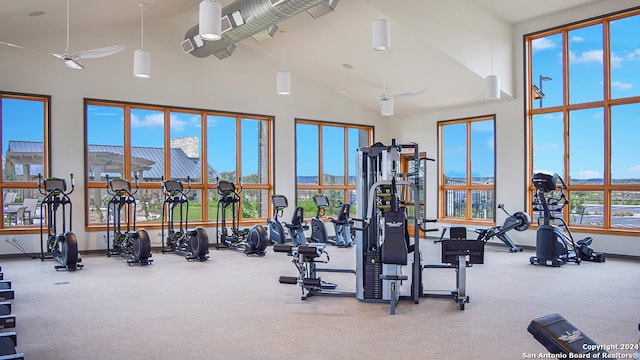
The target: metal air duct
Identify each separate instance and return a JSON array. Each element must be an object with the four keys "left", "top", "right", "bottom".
[{"left": 184, "top": 0, "right": 337, "bottom": 60}]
